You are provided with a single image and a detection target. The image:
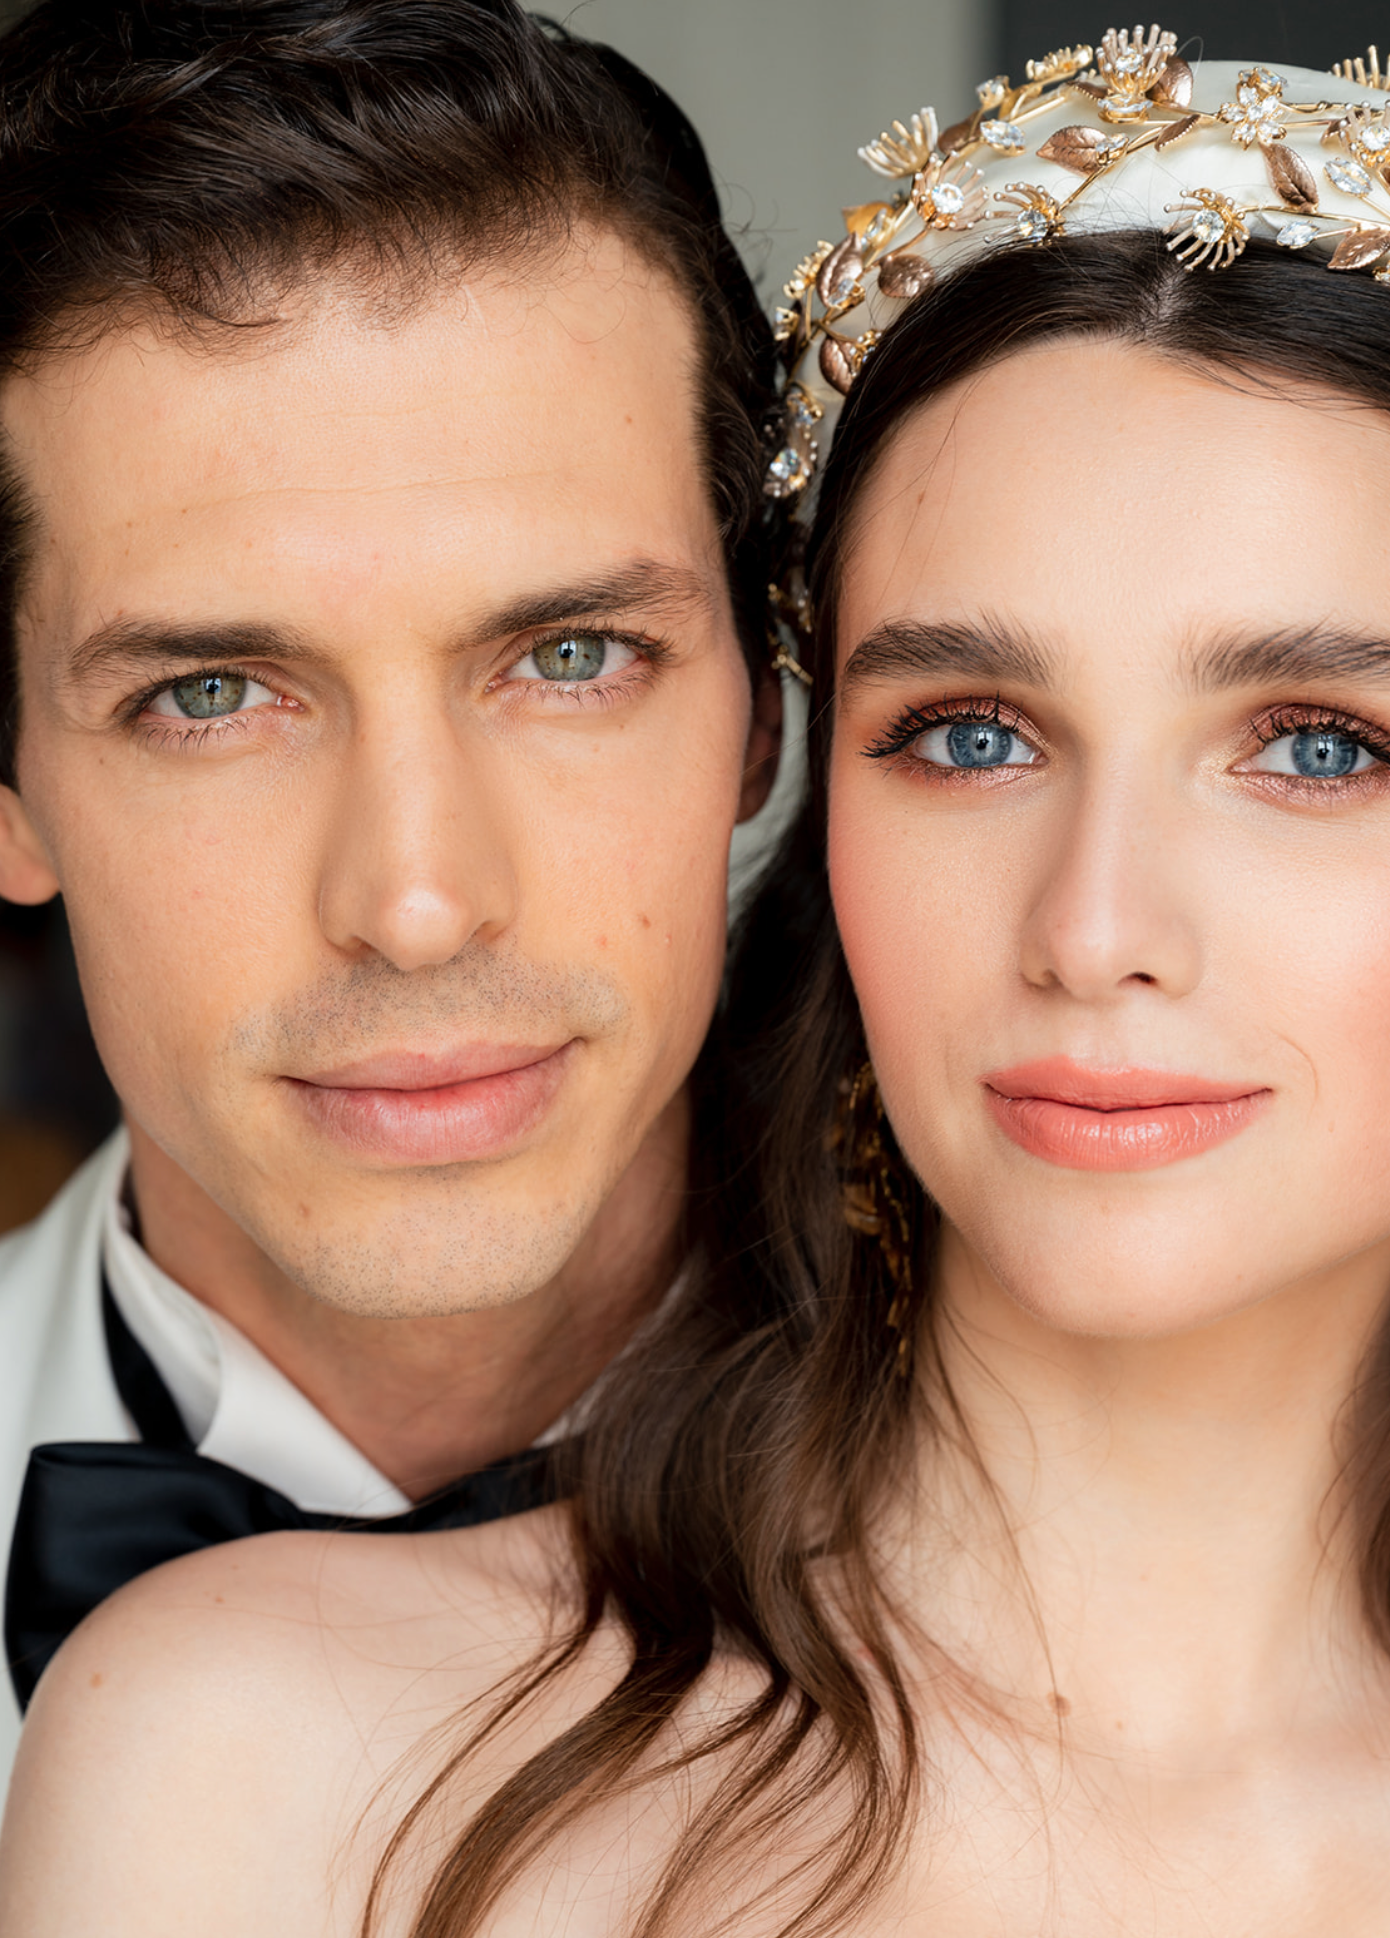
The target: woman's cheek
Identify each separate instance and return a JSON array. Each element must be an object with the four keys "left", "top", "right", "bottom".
[{"left": 828, "top": 768, "right": 981, "bottom": 1124}]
